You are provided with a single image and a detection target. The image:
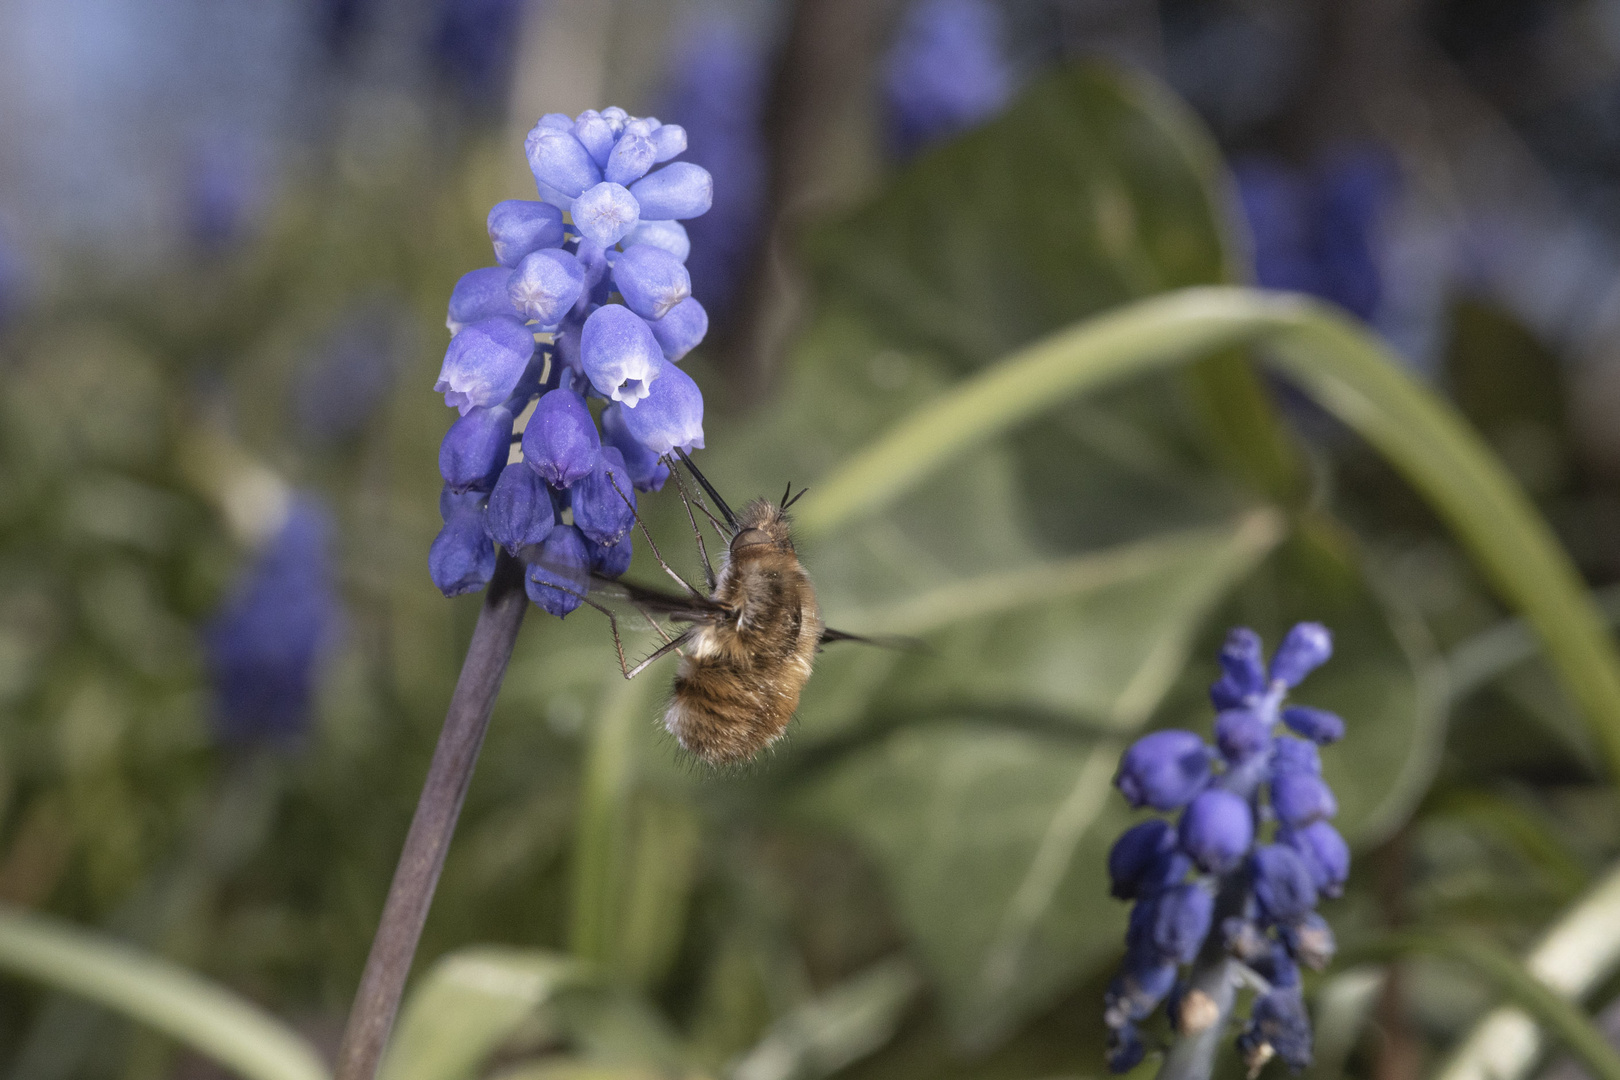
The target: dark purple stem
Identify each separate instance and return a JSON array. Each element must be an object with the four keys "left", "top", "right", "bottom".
[{"left": 334, "top": 552, "right": 528, "bottom": 1080}]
